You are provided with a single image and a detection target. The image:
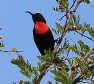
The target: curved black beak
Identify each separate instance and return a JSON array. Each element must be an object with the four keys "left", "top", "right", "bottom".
[{"left": 25, "top": 11, "right": 33, "bottom": 15}]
